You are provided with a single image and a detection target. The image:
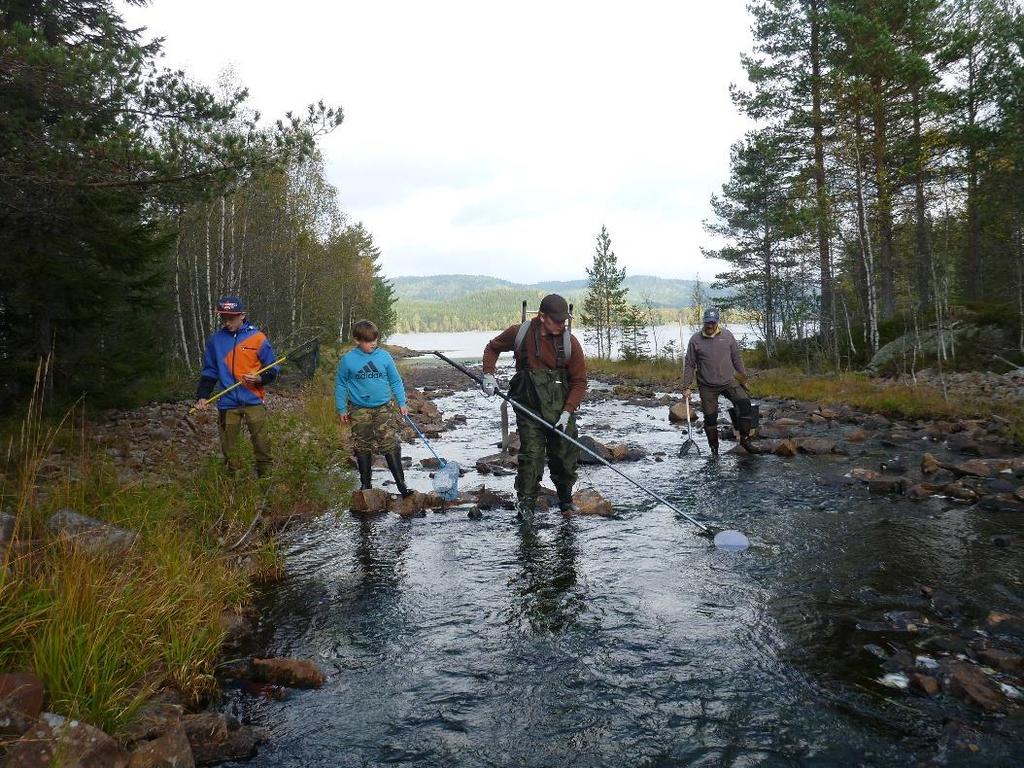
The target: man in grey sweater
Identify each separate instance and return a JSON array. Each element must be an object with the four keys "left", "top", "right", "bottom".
[{"left": 681, "top": 308, "right": 754, "bottom": 457}]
